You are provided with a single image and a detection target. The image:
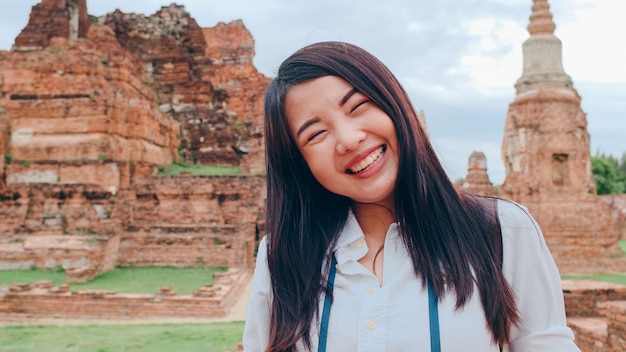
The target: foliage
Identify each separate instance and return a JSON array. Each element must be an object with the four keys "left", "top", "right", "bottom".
[
  {"left": 0, "top": 321, "right": 245, "bottom": 352},
  {"left": 0, "top": 267, "right": 227, "bottom": 295},
  {"left": 591, "top": 152, "right": 626, "bottom": 195},
  {"left": 157, "top": 162, "right": 241, "bottom": 176}
]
